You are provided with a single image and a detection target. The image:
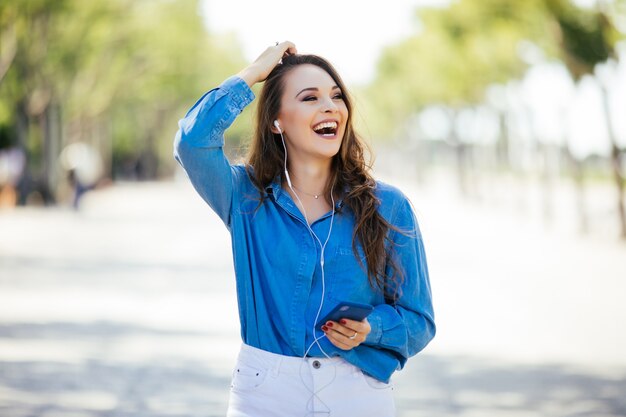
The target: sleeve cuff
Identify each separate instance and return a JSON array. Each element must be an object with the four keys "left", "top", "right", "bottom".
[
  {"left": 221, "top": 75, "right": 256, "bottom": 110},
  {"left": 364, "top": 308, "right": 383, "bottom": 345}
]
